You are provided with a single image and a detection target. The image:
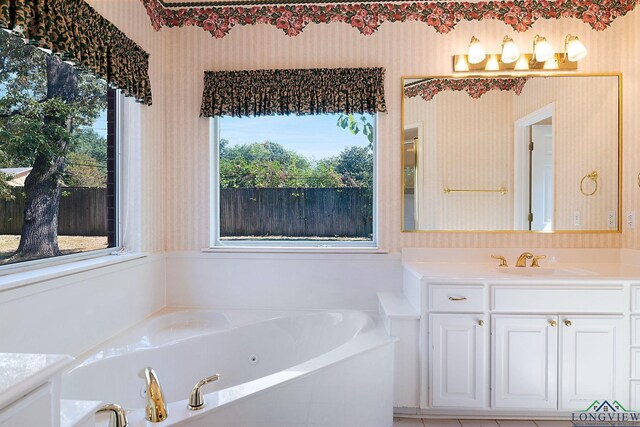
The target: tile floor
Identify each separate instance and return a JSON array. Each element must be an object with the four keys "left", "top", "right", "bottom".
[{"left": 393, "top": 418, "right": 579, "bottom": 427}]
